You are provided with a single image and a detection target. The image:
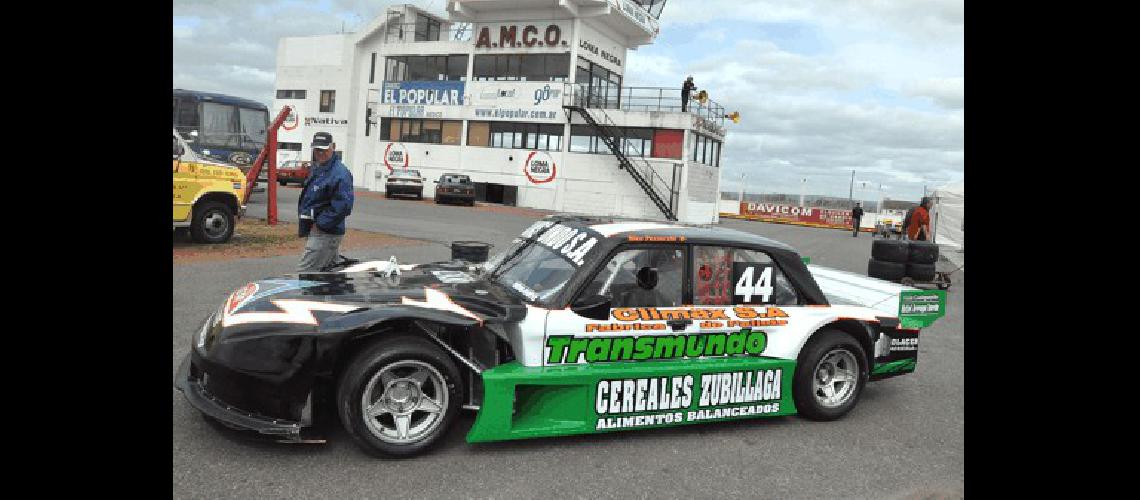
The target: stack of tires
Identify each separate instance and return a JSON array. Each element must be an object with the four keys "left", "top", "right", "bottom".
[{"left": 868, "top": 240, "right": 939, "bottom": 282}]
